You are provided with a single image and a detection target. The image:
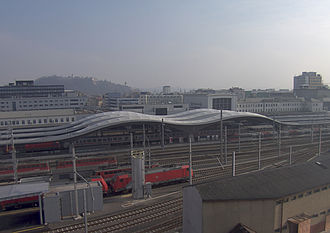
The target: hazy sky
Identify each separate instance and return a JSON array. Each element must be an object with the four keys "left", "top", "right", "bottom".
[{"left": 1, "top": 1, "right": 330, "bottom": 90}]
